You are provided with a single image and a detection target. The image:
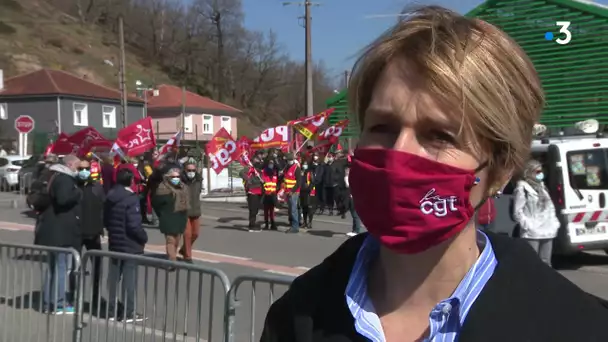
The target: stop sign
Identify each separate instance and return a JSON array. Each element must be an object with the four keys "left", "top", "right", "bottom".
[{"left": 15, "top": 115, "right": 35, "bottom": 134}]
